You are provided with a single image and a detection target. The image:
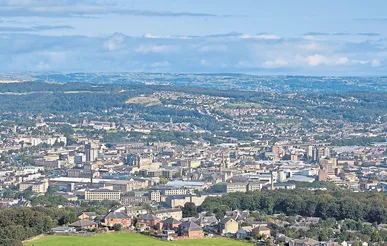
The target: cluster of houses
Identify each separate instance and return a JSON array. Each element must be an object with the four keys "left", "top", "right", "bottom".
[
  {"left": 51, "top": 207, "right": 273, "bottom": 241},
  {"left": 51, "top": 206, "right": 381, "bottom": 246}
]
